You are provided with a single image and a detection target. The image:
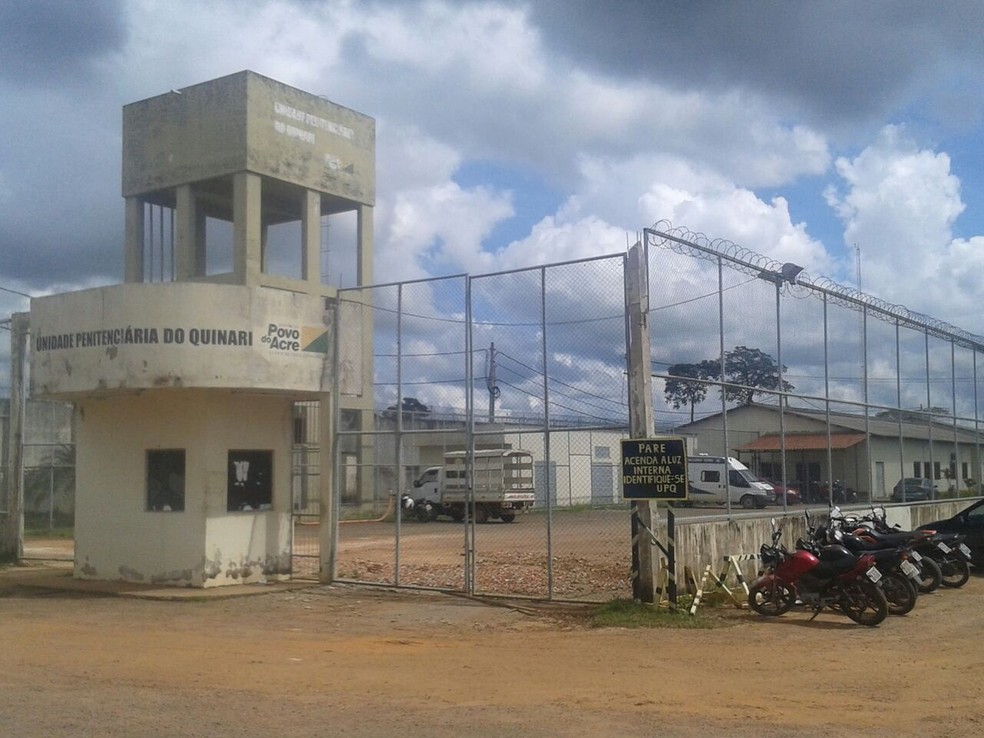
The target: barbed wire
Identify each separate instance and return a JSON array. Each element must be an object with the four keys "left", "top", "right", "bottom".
[{"left": 645, "top": 220, "right": 984, "bottom": 352}]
